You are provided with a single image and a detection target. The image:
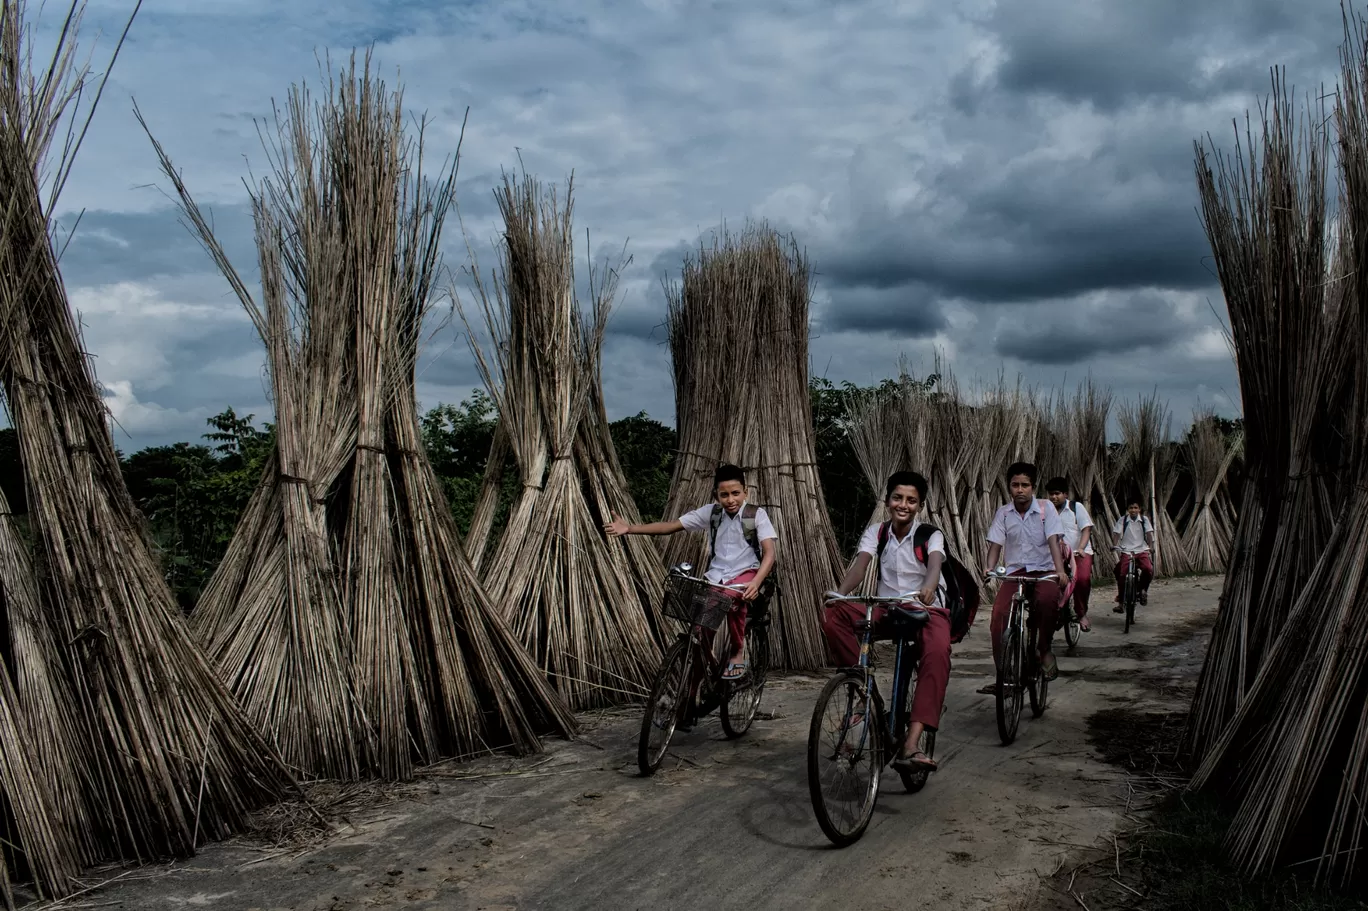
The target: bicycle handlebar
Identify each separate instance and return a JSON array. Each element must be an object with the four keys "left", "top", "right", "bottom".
[
  {"left": 984, "top": 568, "right": 1059, "bottom": 583},
  {"left": 822, "top": 591, "right": 929, "bottom": 606},
  {"left": 668, "top": 572, "right": 749, "bottom": 593}
]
